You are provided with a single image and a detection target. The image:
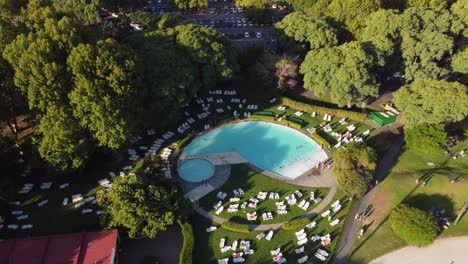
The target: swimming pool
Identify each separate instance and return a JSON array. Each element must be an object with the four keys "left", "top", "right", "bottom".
[
  {"left": 179, "top": 121, "right": 328, "bottom": 180},
  {"left": 178, "top": 158, "right": 215, "bottom": 183}
]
